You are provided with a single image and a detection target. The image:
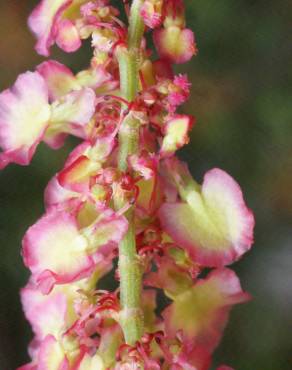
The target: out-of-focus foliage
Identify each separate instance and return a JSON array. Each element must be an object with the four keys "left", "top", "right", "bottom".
[{"left": 0, "top": 1, "right": 291, "bottom": 369}]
